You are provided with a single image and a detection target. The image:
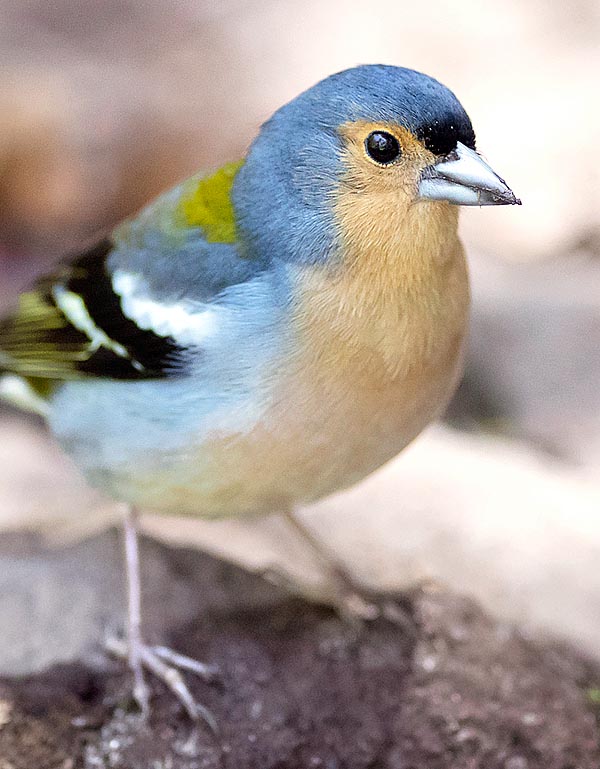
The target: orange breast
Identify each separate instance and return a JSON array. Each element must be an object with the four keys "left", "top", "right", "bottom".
[{"left": 124, "top": 203, "right": 469, "bottom": 518}]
